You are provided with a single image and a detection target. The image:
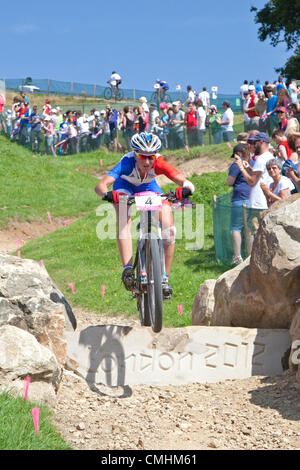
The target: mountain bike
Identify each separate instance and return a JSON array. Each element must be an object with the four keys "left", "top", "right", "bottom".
[
  {"left": 103, "top": 85, "right": 124, "bottom": 101},
  {"left": 150, "top": 88, "right": 171, "bottom": 105},
  {"left": 118, "top": 190, "right": 192, "bottom": 333}
]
